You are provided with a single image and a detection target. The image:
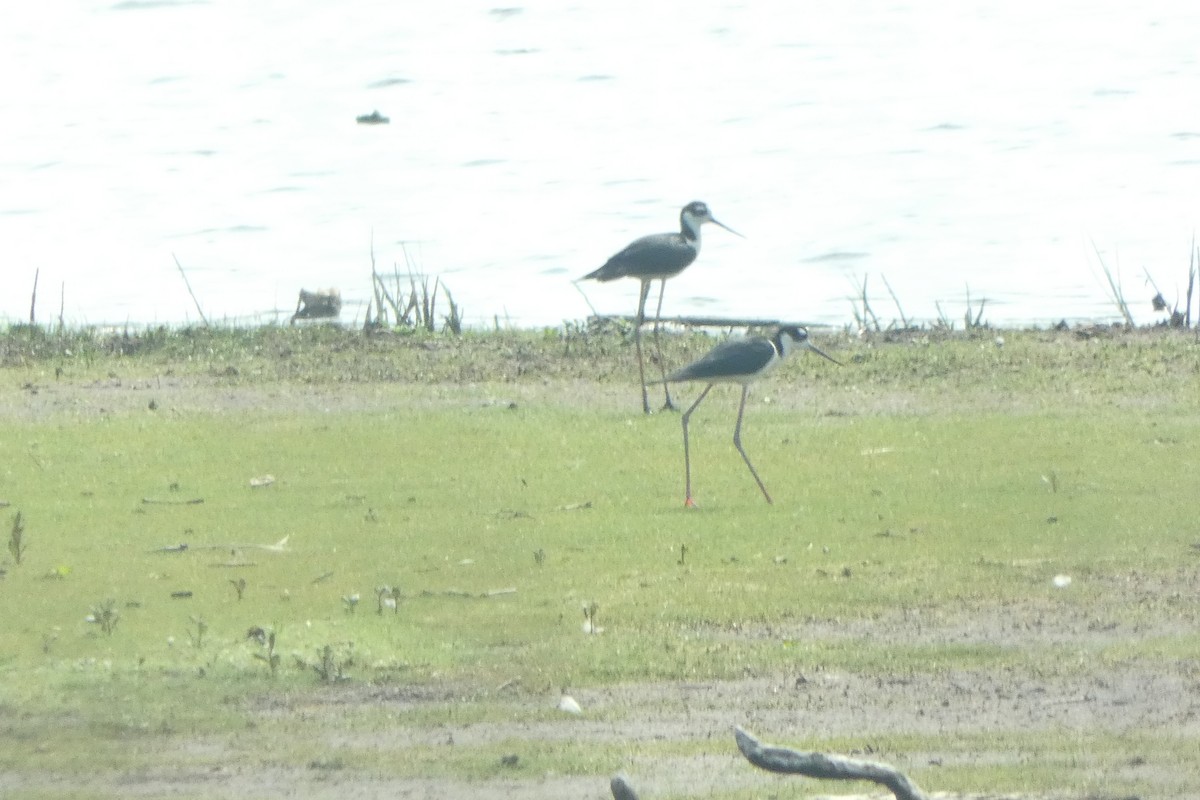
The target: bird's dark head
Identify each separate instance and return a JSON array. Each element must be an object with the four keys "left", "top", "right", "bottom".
[
  {"left": 777, "top": 326, "right": 841, "bottom": 365},
  {"left": 682, "top": 201, "right": 712, "bottom": 221},
  {"left": 681, "top": 201, "right": 743, "bottom": 239}
]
